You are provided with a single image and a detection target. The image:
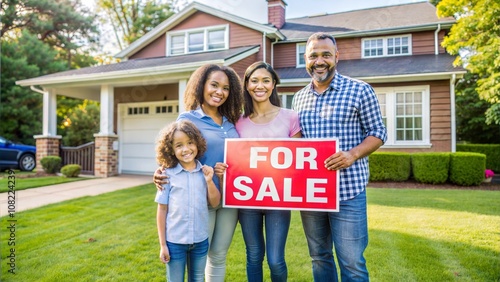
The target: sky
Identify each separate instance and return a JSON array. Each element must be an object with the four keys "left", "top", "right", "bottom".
[
  {"left": 180, "top": 0, "right": 426, "bottom": 22},
  {"left": 82, "top": 0, "right": 427, "bottom": 55}
]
